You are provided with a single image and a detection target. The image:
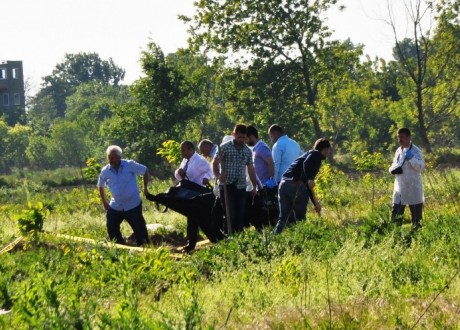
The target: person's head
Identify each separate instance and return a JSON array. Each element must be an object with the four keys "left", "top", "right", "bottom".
[
  {"left": 246, "top": 125, "right": 259, "bottom": 147},
  {"left": 198, "top": 139, "right": 213, "bottom": 157},
  {"left": 268, "top": 124, "right": 284, "bottom": 143},
  {"left": 397, "top": 127, "right": 412, "bottom": 148},
  {"left": 180, "top": 140, "right": 195, "bottom": 159},
  {"left": 107, "top": 145, "right": 122, "bottom": 167},
  {"left": 313, "top": 138, "right": 332, "bottom": 159},
  {"left": 232, "top": 124, "right": 248, "bottom": 147}
]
